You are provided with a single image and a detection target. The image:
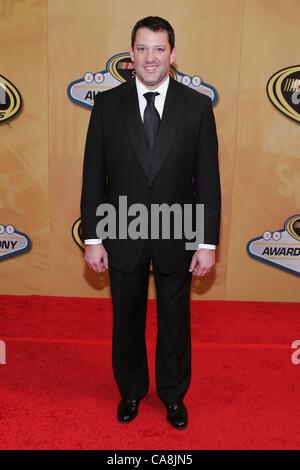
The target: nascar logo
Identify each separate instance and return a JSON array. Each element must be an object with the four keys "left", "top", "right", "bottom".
[
  {"left": 67, "top": 52, "right": 218, "bottom": 109},
  {"left": 0, "top": 75, "right": 22, "bottom": 123},
  {"left": 267, "top": 65, "right": 300, "bottom": 123},
  {"left": 247, "top": 214, "right": 300, "bottom": 277}
]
